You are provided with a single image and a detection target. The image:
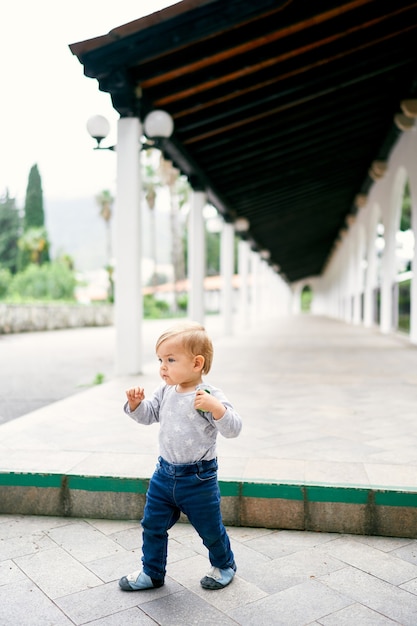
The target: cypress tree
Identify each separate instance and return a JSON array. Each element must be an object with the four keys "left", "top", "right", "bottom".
[
  {"left": 0, "top": 190, "right": 22, "bottom": 273},
  {"left": 21, "top": 164, "right": 50, "bottom": 265},
  {"left": 24, "top": 164, "right": 45, "bottom": 230}
]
